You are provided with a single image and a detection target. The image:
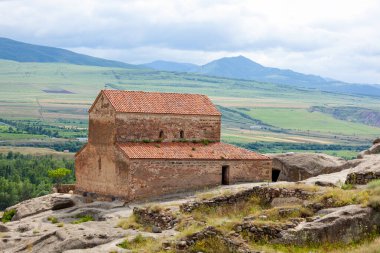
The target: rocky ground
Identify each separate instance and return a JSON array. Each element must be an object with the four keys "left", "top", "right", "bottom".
[{"left": 1, "top": 139, "right": 380, "bottom": 253}]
